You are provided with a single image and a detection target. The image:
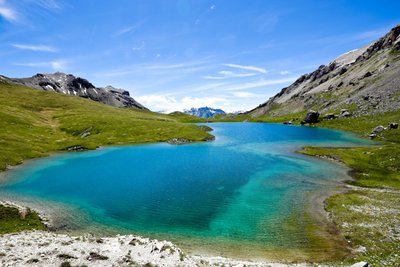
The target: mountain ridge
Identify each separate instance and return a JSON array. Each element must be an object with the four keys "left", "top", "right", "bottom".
[
  {"left": 1, "top": 72, "right": 146, "bottom": 110},
  {"left": 184, "top": 107, "right": 226, "bottom": 118},
  {"left": 247, "top": 25, "right": 400, "bottom": 118}
]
